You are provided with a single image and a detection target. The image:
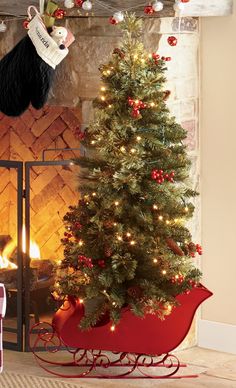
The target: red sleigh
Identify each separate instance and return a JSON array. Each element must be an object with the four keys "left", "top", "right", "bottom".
[{"left": 30, "top": 284, "right": 212, "bottom": 379}]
